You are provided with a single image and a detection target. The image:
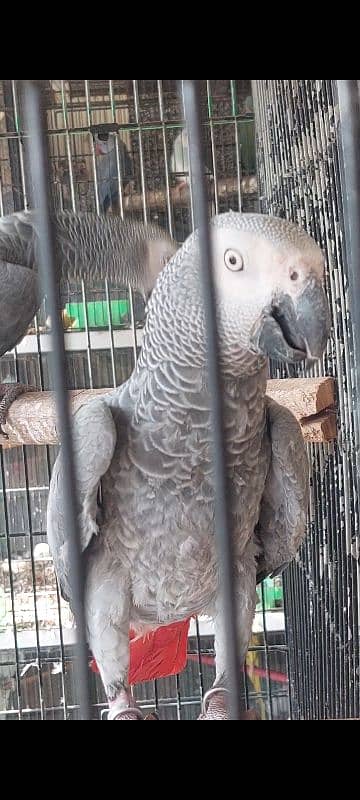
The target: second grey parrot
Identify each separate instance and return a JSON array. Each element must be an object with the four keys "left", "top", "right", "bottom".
[
  {"left": 47, "top": 211, "right": 330, "bottom": 720},
  {"left": 171, "top": 128, "right": 213, "bottom": 189},
  {"left": 94, "top": 134, "right": 134, "bottom": 214},
  {"left": 0, "top": 211, "right": 176, "bottom": 435}
]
